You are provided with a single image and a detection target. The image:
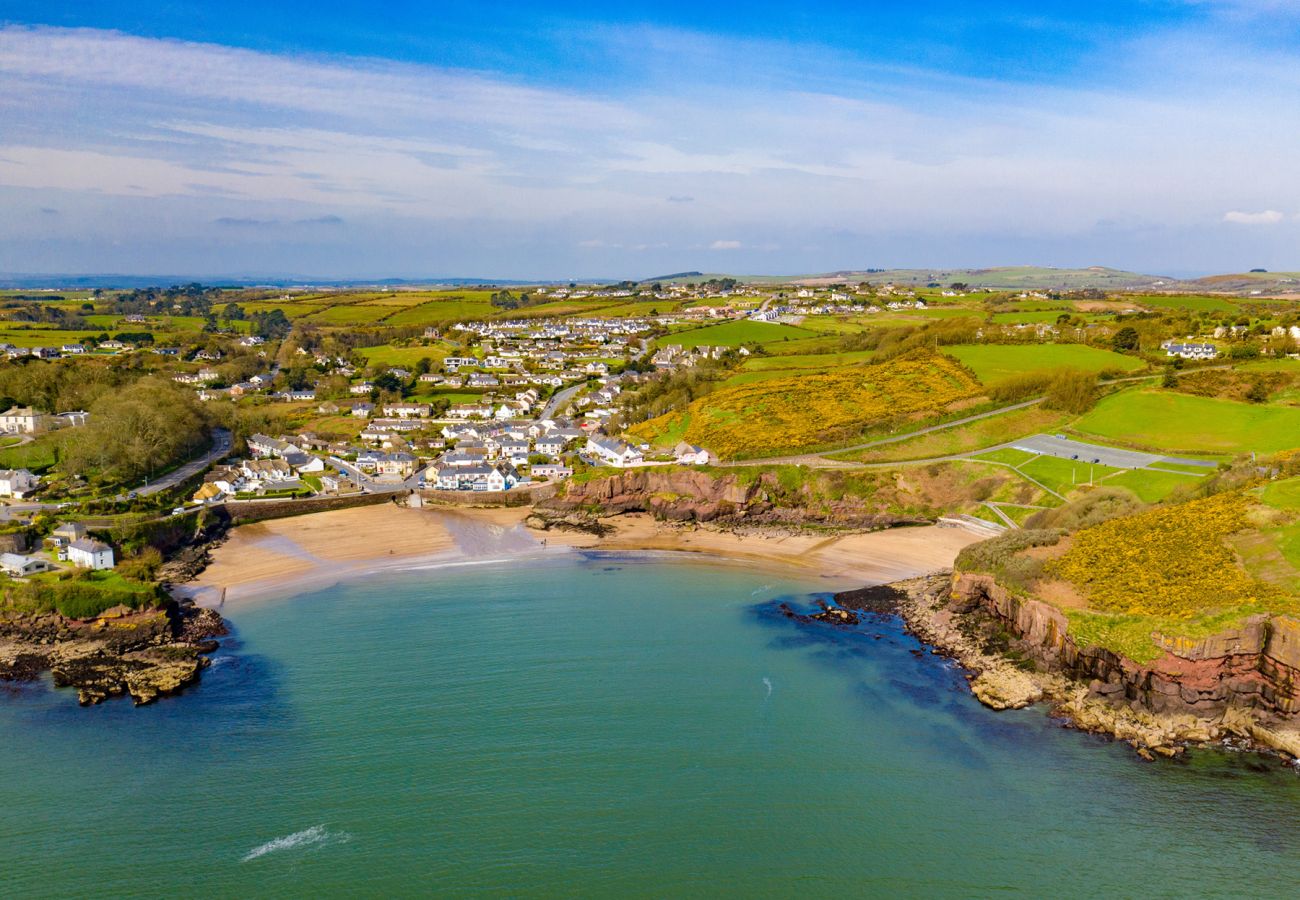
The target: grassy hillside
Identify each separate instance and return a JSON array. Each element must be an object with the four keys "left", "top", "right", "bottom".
[{"left": 627, "top": 352, "right": 980, "bottom": 459}]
